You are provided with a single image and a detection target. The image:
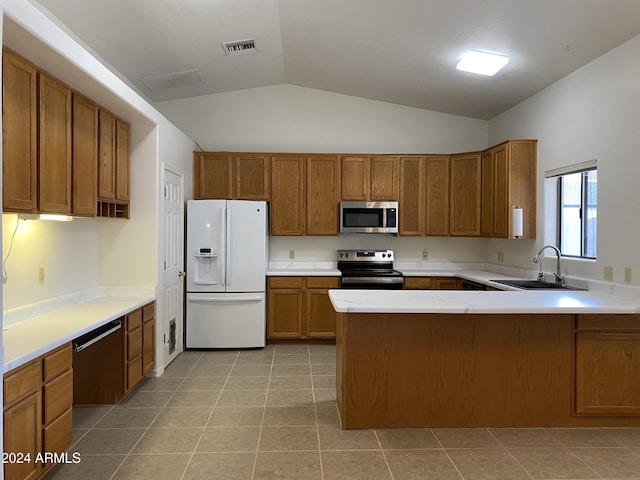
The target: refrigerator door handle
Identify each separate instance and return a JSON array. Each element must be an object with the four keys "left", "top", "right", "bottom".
[
  {"left": 187, "top": 293, "right": 264, "bottom": 302},
  {"left": 226, "top": 206, "right": 232, "bottom": 288},
  {"left": 220, "top": 206, "right": 226, "bottom": 287}
]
